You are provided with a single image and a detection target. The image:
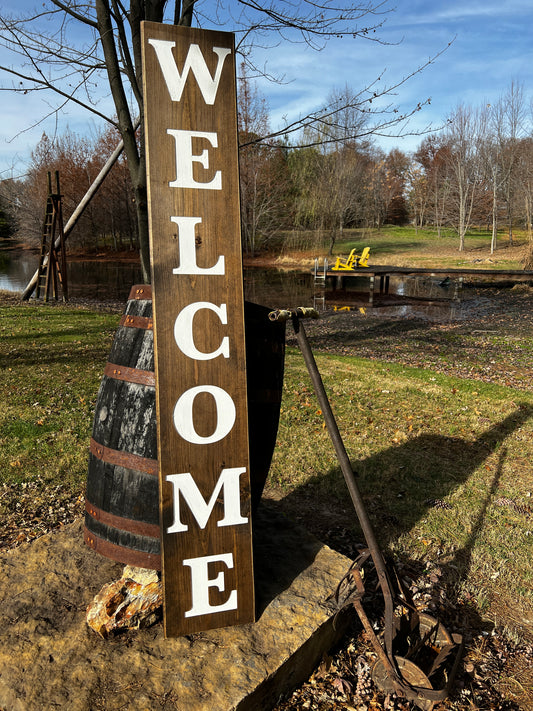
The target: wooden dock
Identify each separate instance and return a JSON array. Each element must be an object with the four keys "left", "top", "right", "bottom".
[{"left": 315, "top": 262, "right": 533, "bottom": 305}]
